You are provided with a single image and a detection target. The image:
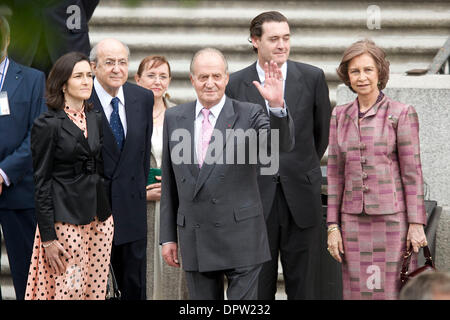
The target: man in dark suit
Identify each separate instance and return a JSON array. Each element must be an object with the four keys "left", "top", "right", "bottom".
[
  {"left": 88, "top": 38, "right": 153, "bottom": 300},
  {"left": 0, "top": 16, "right": 46, "bottom": 300},
  {"left": 6, "top": 0, "right": 99, "bottom": 75},
  {"left": 160, "top": 48, "right": 294, "bottom": 300},
  {"left": 225, "top": 11, "right": 331, "bottom": 299}
]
